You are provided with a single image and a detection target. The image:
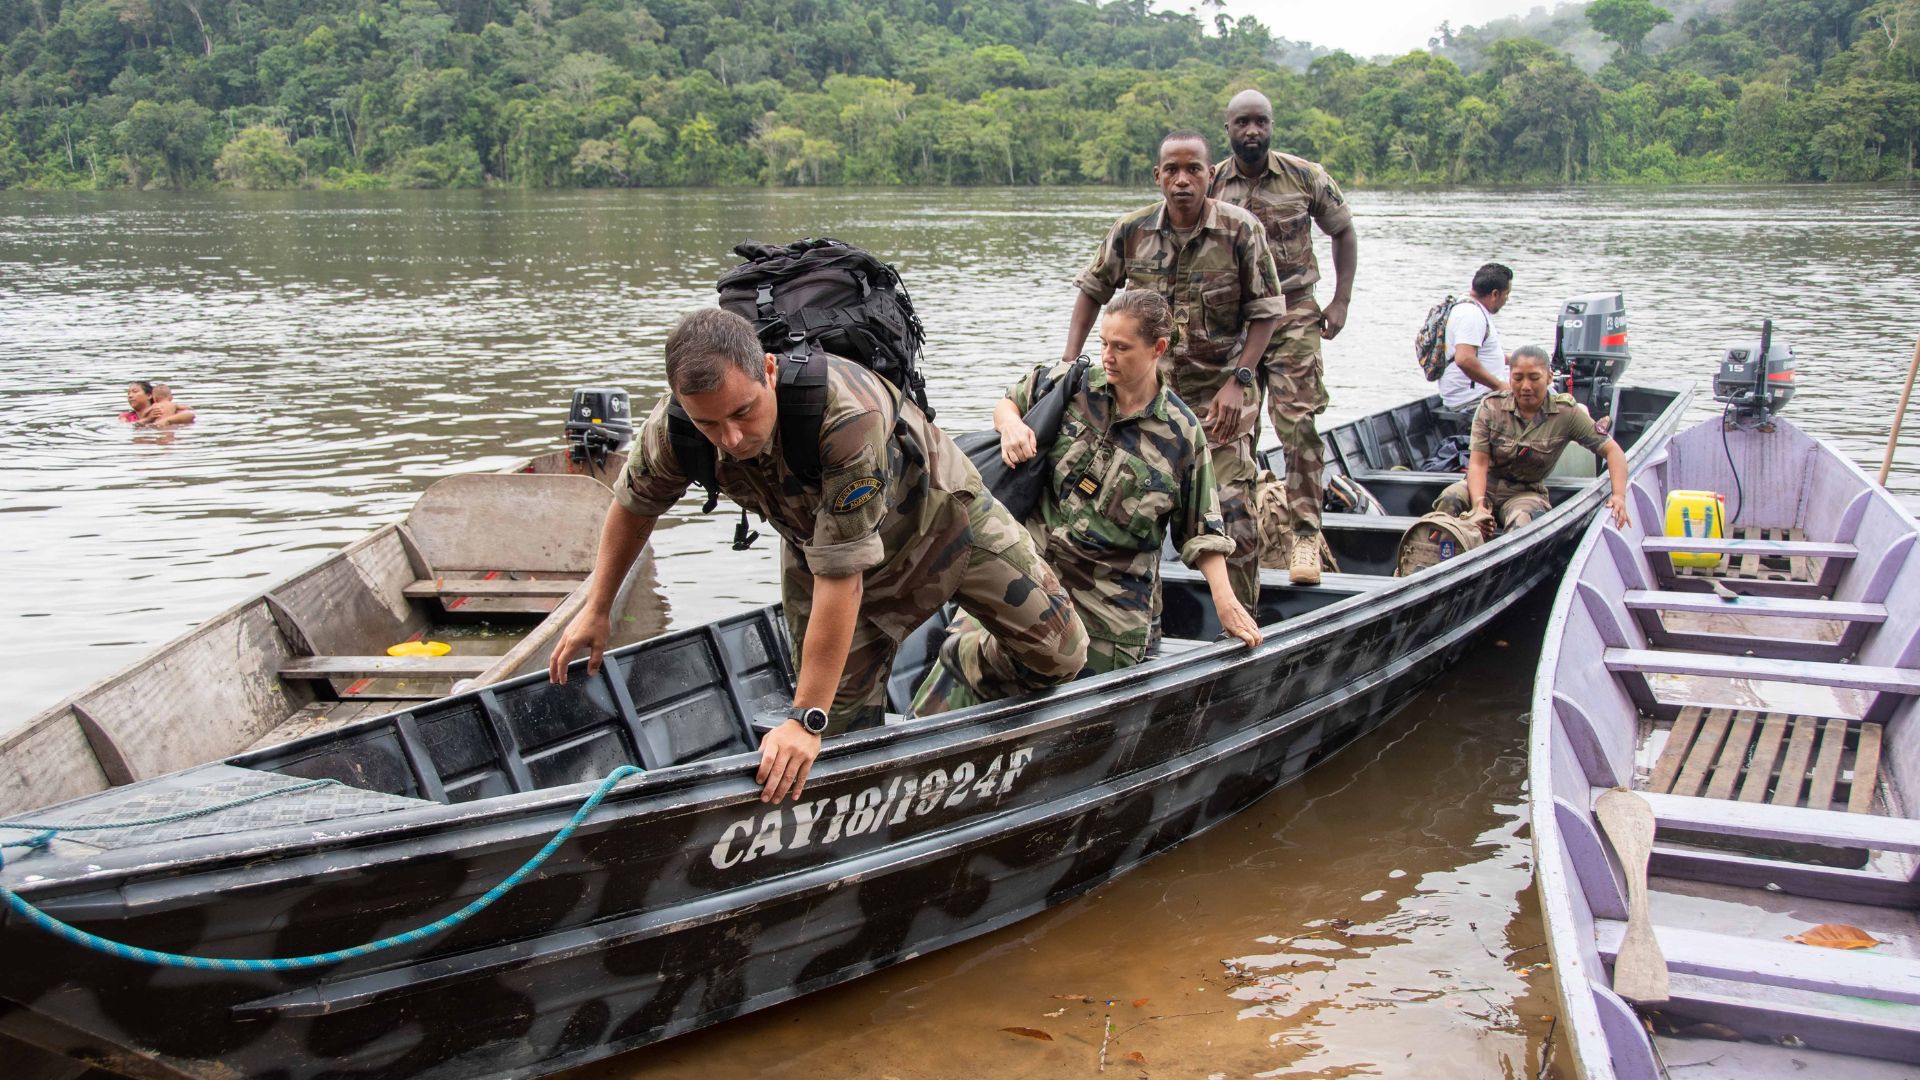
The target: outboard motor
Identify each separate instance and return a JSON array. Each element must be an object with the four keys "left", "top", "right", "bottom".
[
  {"left": 1552, "top": 292, "right": 1631, "bottom": 420},
  {"left": 1713, "top": 320, "right": 1796, "bottom": 428},
  {"left": 566, "top": 386, "right": 633, "bottom": 469}
]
